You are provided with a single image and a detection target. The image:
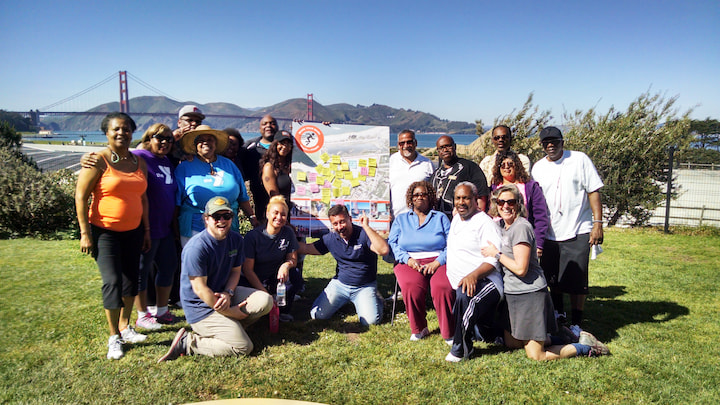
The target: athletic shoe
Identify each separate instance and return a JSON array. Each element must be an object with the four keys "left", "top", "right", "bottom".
[
  {"left": 410, "top": 327, "right": 430, "bottom": 341},
  {"left": 135, "top": 313, "right": 162, "bottom": 330},
  {"left": 120, "top": 326, "right": 147, "bottom": 344},
  {"left": 445, "top": 338, "right": 454, "bottom": 346},
  {"left": 445, "top": 348, "right": 474, "bottom": 363},
  {"left": 279, "top": 313, "right": 294, "bottom": 323},
  {"left": 155, "top": 311, "right": 180, "bottom": 325},
  {"left": 569, "top": 324, "right": 582, "bottom": 338},
  {"left": 385, "top": 291, "right": 403, "bottom": 302},
  {"left": 157, "top": 329, "right": 187, "bottom": 363},
  {"left": 107, "top": 335, "right": 124, "bottom": 360},
  {"left": 579, "top": 331, "right": 610, "bottom": 356}
]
